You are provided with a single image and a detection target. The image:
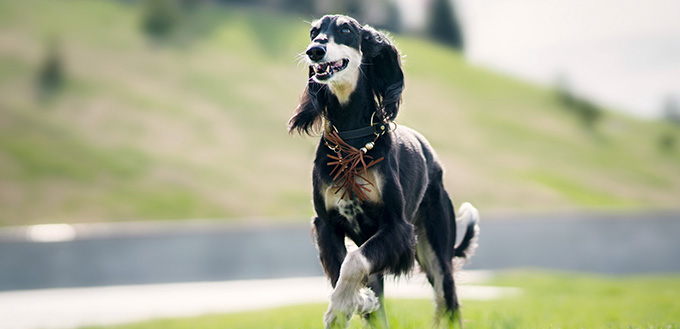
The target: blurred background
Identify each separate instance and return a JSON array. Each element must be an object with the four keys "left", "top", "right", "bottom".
[
  {"left": 1, "top": 0, "right": 679, "bottom": 226},
  {"left": 0, "top": 0, "right": 679, "bottom": 327}
]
